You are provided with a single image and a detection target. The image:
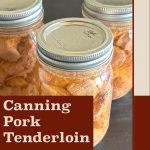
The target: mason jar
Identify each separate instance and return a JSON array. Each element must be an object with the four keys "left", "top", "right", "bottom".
[
  {"left": 82, "top": 0, "right": 133, "bottom": 100},
  {"left": 35, "top": 18, "right": 113, "bottom": 146},
  {"left": 0, "top": 0, "right": 44, "bottom": 95}
]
